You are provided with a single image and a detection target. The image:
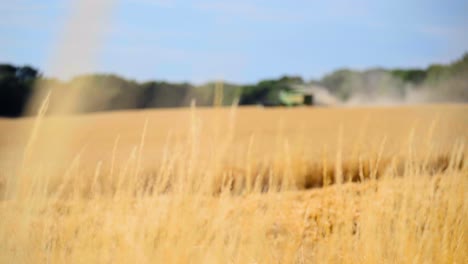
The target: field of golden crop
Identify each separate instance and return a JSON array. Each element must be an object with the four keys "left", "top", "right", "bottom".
[{"left": 0, "top": 104, "right": 467, "bottom": 263}]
